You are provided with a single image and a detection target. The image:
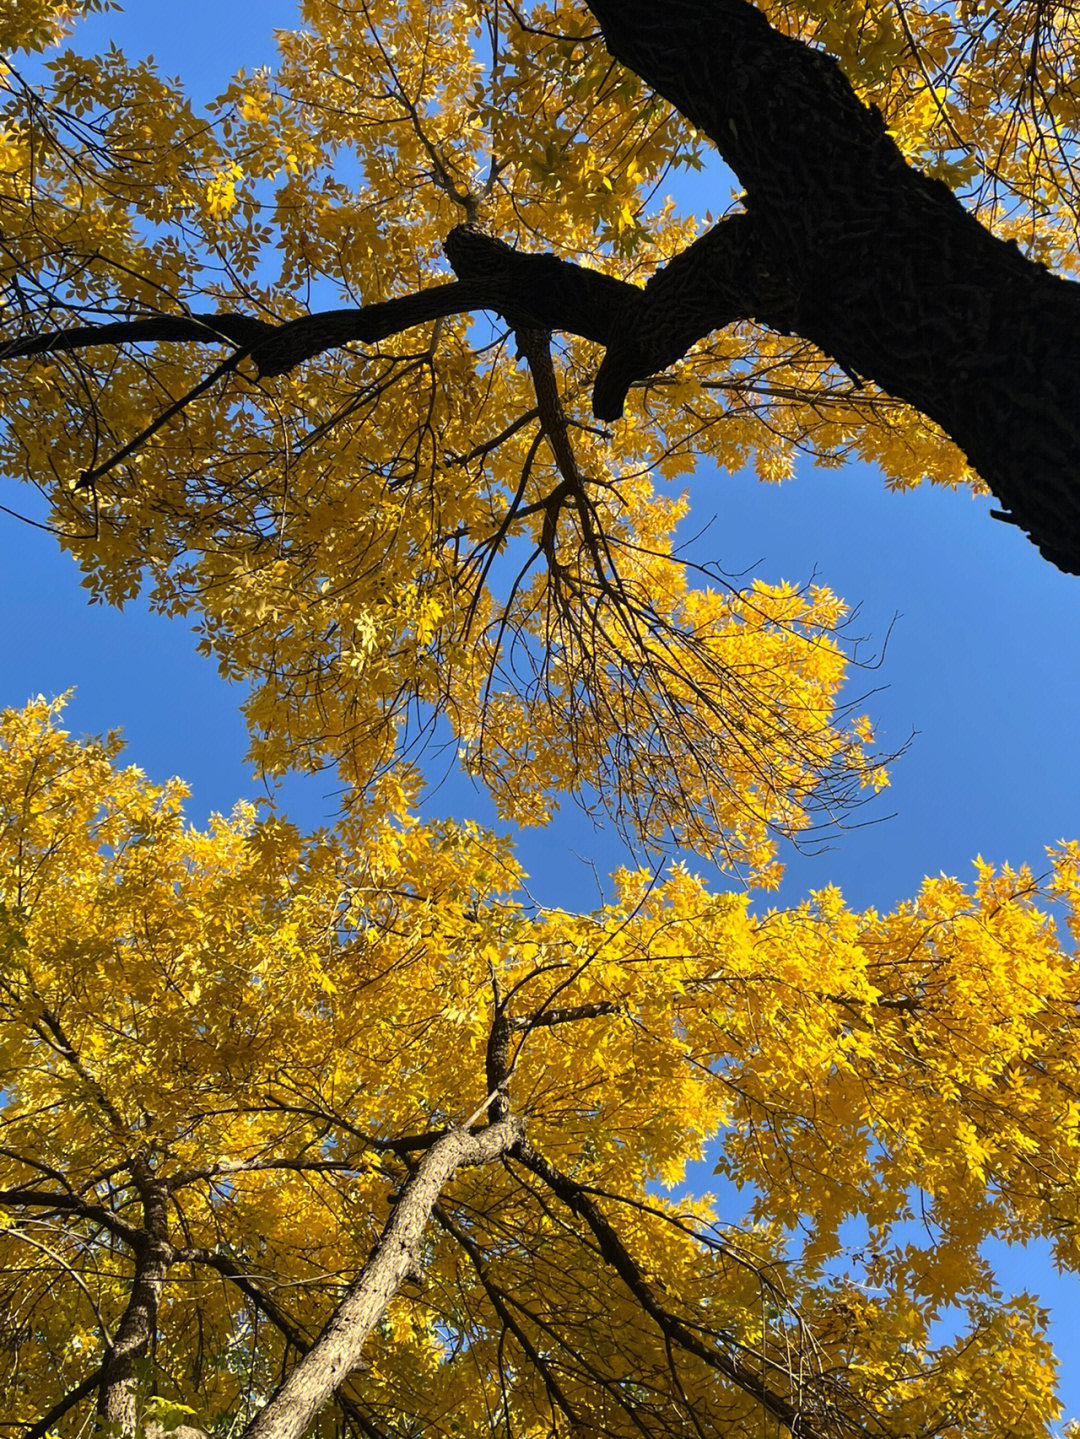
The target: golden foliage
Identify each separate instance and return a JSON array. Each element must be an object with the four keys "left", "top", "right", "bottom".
[
  {"left": 0, "top": 0, "right": 1078, "bottom": 1433},
  {"left": 0, "top": 700, "right": 1077, "bottom": 1435}
]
